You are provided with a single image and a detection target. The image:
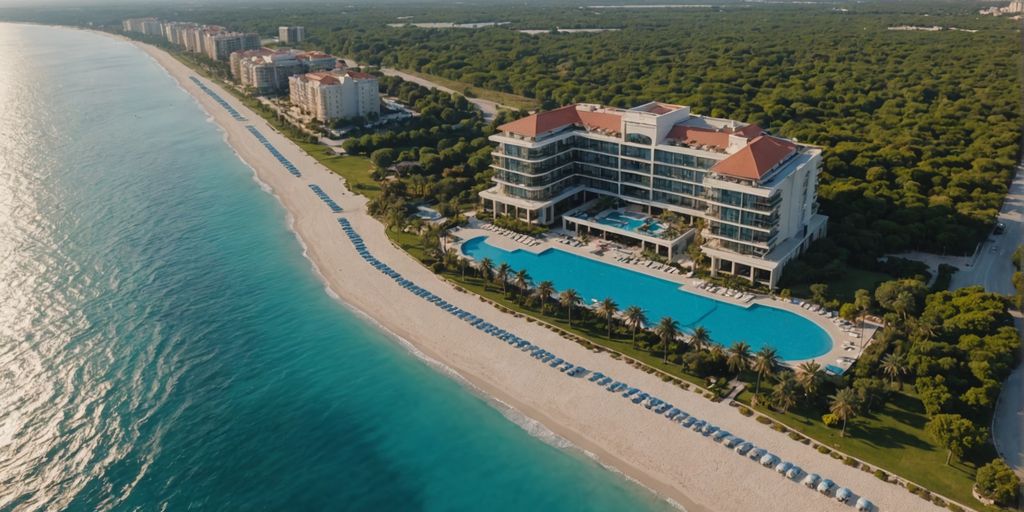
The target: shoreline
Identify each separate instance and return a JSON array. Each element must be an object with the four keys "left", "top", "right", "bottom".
[{"left": 90, "top": 28, "right": 949, "bottom": 512}]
